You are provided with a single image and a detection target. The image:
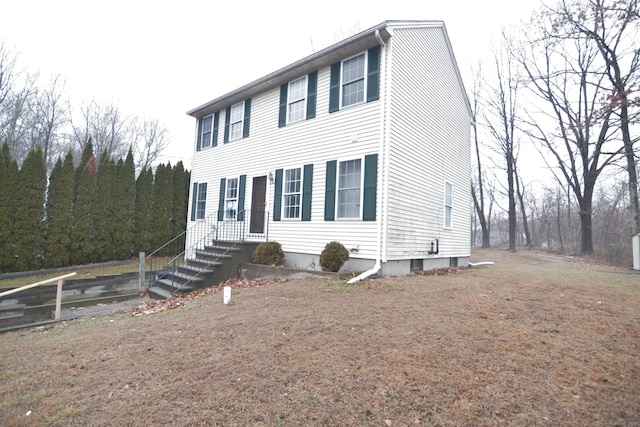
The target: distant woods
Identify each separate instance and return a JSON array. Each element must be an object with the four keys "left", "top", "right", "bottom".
[
  {"left": 0, "top": 42, "right": 171, "bottom": 172},
  {"left": 471, "top": 0, "right": 639, "bottom": 265},
  {"left": 0, "top": 140, "right": 190, "bottom": 273}
]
